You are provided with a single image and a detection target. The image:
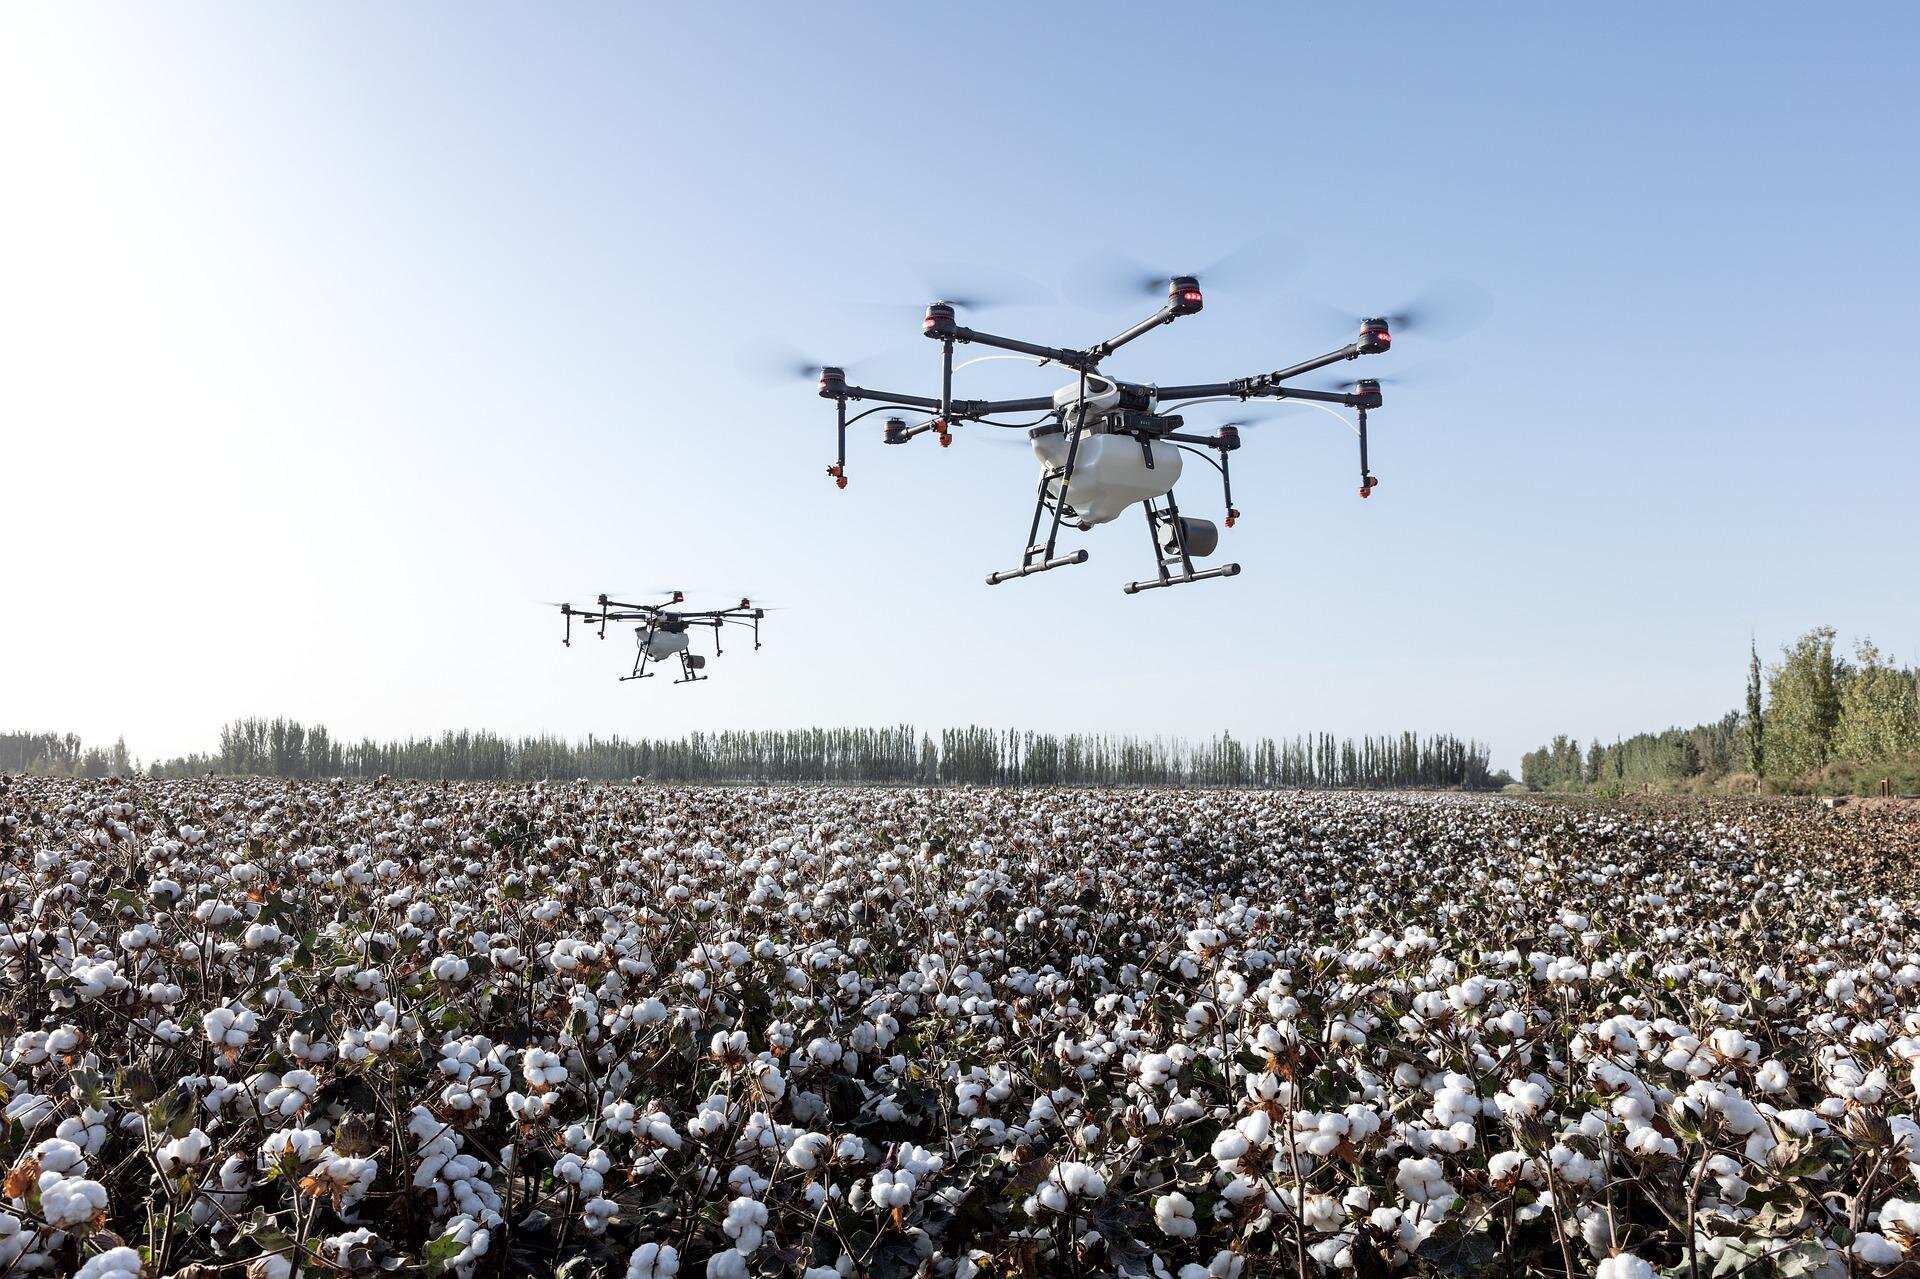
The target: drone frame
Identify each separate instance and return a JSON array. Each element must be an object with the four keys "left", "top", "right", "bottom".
[
  {"left": 558, "top": 592, "right": 765, "bottom": 686},
  {"left": 817, "top": 277, "right": 1389, "bottom": 591}
]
